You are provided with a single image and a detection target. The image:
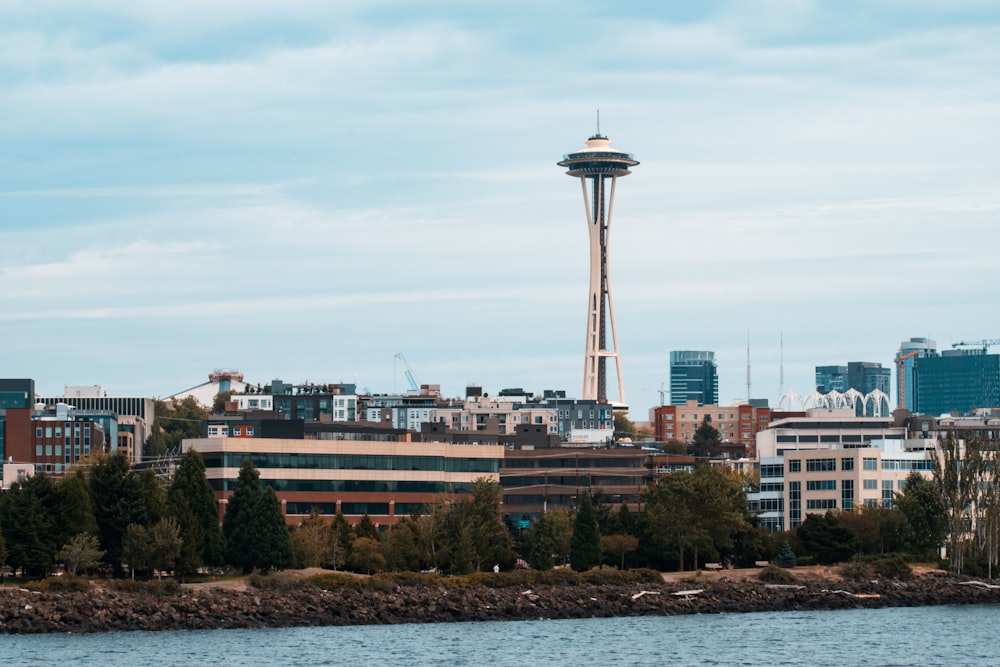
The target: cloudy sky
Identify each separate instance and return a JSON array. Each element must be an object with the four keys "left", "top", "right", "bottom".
[{"left": 3, "top": 0, "right": 999, "bottom": 418}]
